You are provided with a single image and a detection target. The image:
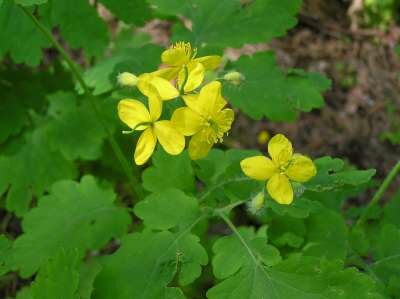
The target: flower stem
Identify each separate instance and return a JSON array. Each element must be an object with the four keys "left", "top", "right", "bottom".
[
  {"left": 20, "top": 6, "right": 143, "bottom": 199},
  {"left": 356, "top": 160, "right": 400, "bottom": 227}
]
